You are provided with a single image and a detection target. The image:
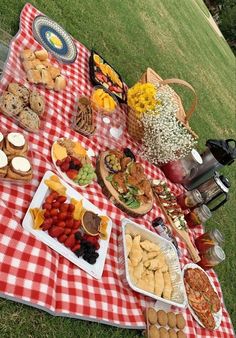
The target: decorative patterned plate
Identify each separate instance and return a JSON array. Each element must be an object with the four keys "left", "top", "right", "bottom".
[{"left": 32, "top": 15, "right": 77, "bottom": 64}]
